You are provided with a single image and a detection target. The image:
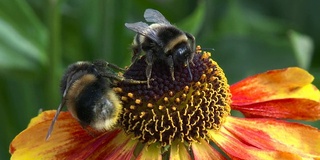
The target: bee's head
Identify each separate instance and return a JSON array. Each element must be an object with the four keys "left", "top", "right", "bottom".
[
  {"left": 60, "top": 62, "right": 99, "bottom": 96},
  {"left": 172, "top": 42, "right": 193, "bottom": 66}
]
